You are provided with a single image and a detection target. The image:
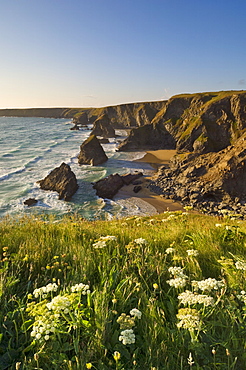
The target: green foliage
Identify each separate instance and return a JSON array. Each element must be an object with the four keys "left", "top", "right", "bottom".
[{"left": 1, "top": 213, "right": 246, "bottom": 369}]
